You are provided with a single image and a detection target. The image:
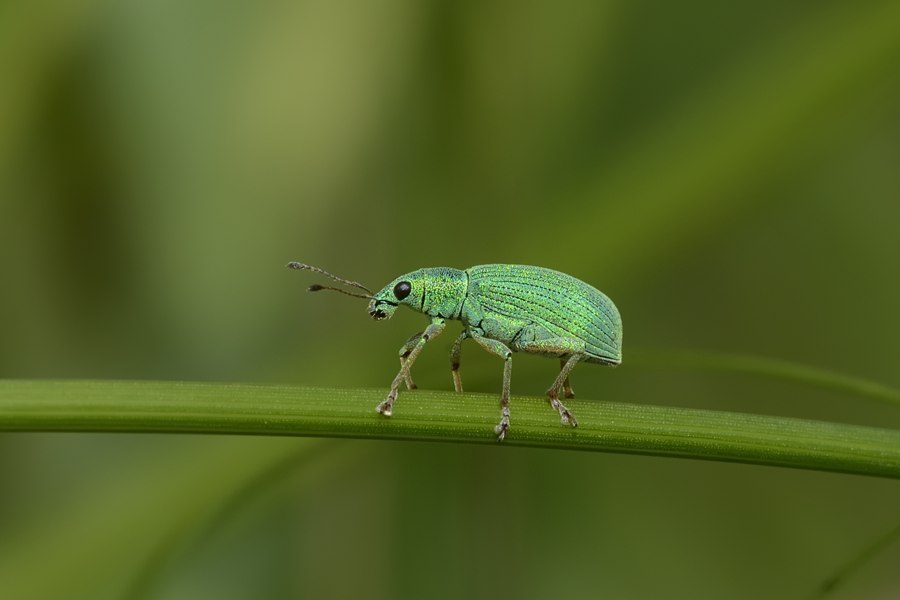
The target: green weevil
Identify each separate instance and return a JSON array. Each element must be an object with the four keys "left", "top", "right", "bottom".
[{"left": 288, "top": 262, "right": 622, "bottom": 441}]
